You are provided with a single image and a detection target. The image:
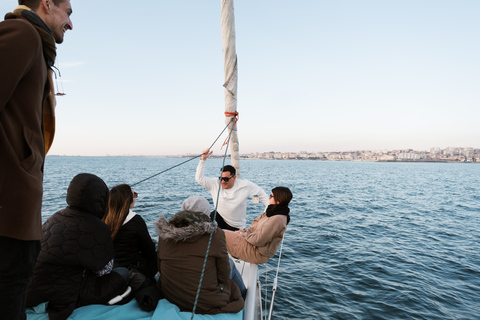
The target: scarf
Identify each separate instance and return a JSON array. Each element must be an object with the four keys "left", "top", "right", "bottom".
[
  {"left": 13, "top": 5, "right": 56, "bottom": 67},
  {"left": 266, "top": 204, "right": 291, "bottom": 224},
  {"left": 9, "top": 5, "right": 57, "bottom": 154}
]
